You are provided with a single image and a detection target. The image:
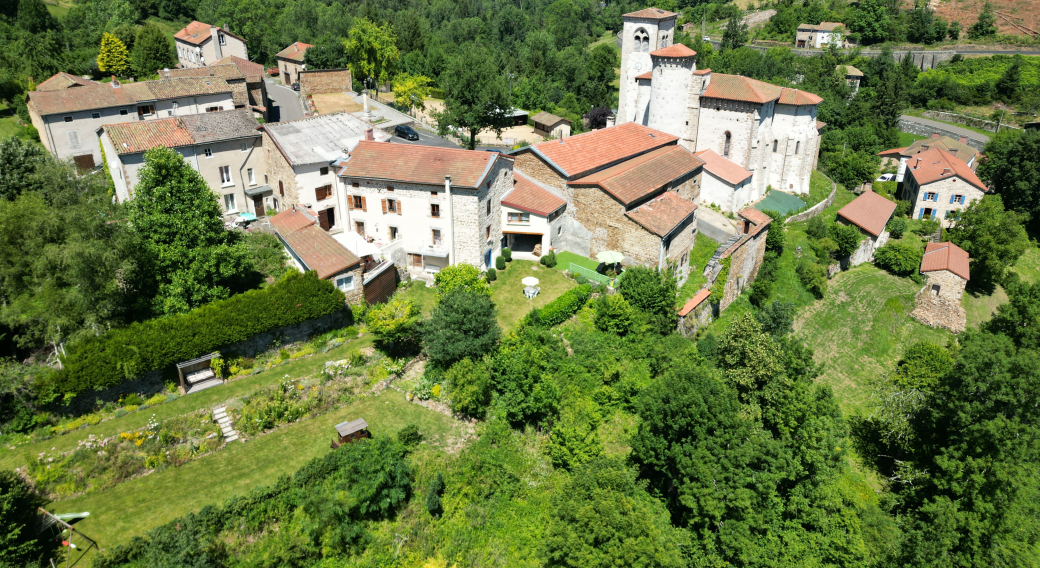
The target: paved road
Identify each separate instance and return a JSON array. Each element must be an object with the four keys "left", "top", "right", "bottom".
[
  {"left": 265, "top": 79, "right": 305, "bottom": 123},
  {"left": 953, "top": 49, "right": 1040, "bottom": 56},
  {"left": 900, "top": 114, "right": 991, "bottom": 143},
  {"left": 387, "top": 127, "right": 461, "bottom": 149}
]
